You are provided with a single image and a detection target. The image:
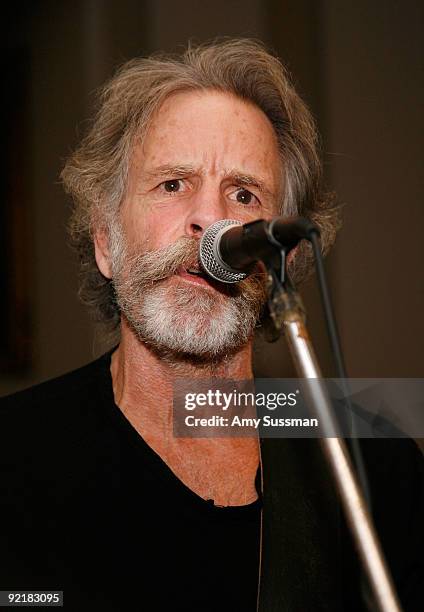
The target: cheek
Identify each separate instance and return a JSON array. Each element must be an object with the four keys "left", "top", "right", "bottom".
[
  {"left": 123, "top": 206, "right": 186, "bottom": 252},
  {"left": 120, "top": 212, "right": 149, "bottom": 249},
  {"left": 232, "top": 202, "right": 275, "bottom": 227}
]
